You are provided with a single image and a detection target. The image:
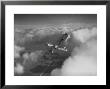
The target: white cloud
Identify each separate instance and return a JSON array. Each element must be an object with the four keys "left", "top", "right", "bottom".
[
  {"left": 51, "top": 27, "right": 97, "bottom": 76},
  {"left": 14, "top": 63, "right": 24, "bottom": 74},
  {"left": 14, "top": 45, "right": 25, "bottom": 58}
]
